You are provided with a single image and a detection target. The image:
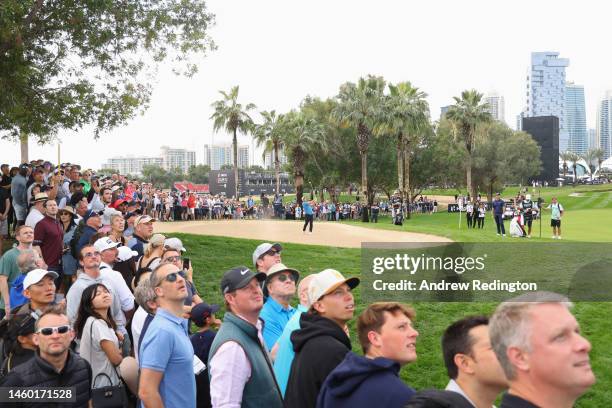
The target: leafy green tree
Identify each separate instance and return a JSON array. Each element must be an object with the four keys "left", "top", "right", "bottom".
[
  {"left": 254, "top": 110, "right": 284, "bottom": 193},
  {"left": 592, "top": 147, "right": 605, "bottom": 173},
  {"left": 565, "top": 151, "right": 581, "bottom": 184},
  {"left": 379, "top": 82, "right": 430, "bottom": 218},
  {"left": 333, "top": 75, "right": 386, "bottom": 221},
  {"left": 210, "top": 86, "right": 256, "bottom": 199},
  {"left": 281, "top": 111, "right": 326, "bottom": 205},
  {"left": 220, "top": 164, "right": 233, "bottom": 171},
  {"left": 446, "top": 90, "right": 492, "bottom": 200},
  {"left": 141, "top": 164, "right": 169, "bottom": 188},
  {"left": 581, "top": 148, "right": 602, "bottom": 180},
  {"left": 187, "top": 164, "right": 210, "bottom": 184},
  {"left": 0, "top": 0, "right": 216, "bottom": 162}
]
